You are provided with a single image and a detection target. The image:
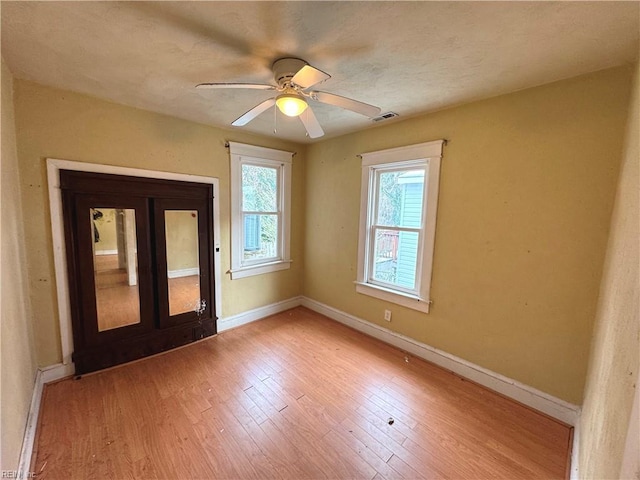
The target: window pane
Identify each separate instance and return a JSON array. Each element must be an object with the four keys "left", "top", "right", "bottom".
[
  {"left": 242, "top": 164, "right": 277, "bottom": 212},
  {"left": 243, "top": 214, "right": 278, "bottom": 262},
  {"left": 372, "top": 229, "right": 419, "bottom": 290},
  {"left": 377, "top": 170, "right": 425, "bottom": 228}
]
